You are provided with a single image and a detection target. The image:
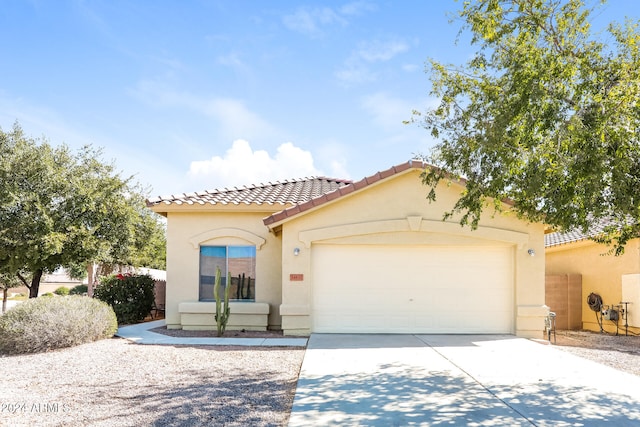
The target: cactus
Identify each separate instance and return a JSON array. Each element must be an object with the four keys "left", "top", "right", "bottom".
[{"left": 213, "top": 267, "right": 231, "bottom": 337}]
